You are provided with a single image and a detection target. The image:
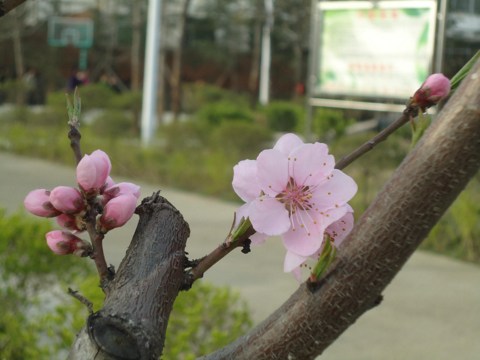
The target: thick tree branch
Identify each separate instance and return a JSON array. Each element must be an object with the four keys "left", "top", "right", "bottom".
[
  {"left": 69, "top": 193, "right": 190, "bottom": 359},
  {"left": 0, "top": 0, "right": 26, "bottom": 17},
  {"left": 199, "top": 60, "right": 480, "bottom": 359}
]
